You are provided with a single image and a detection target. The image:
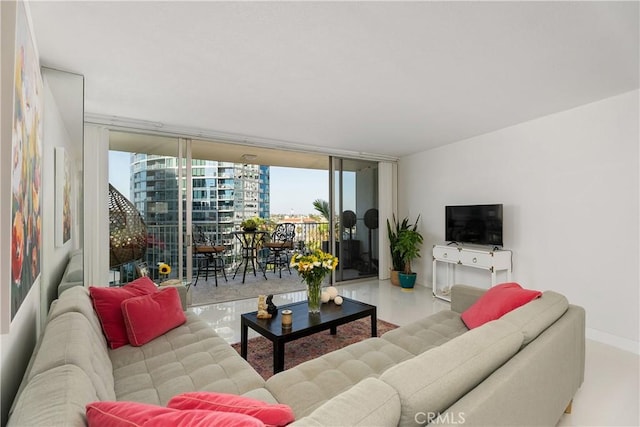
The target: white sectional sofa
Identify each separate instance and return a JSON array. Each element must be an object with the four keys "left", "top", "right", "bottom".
[
  {"left": 7, "top": 283, "right": 585, "bottom": 426},
  {"left": 57, "top": 249, "right": 84, "bottom": 297}
]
